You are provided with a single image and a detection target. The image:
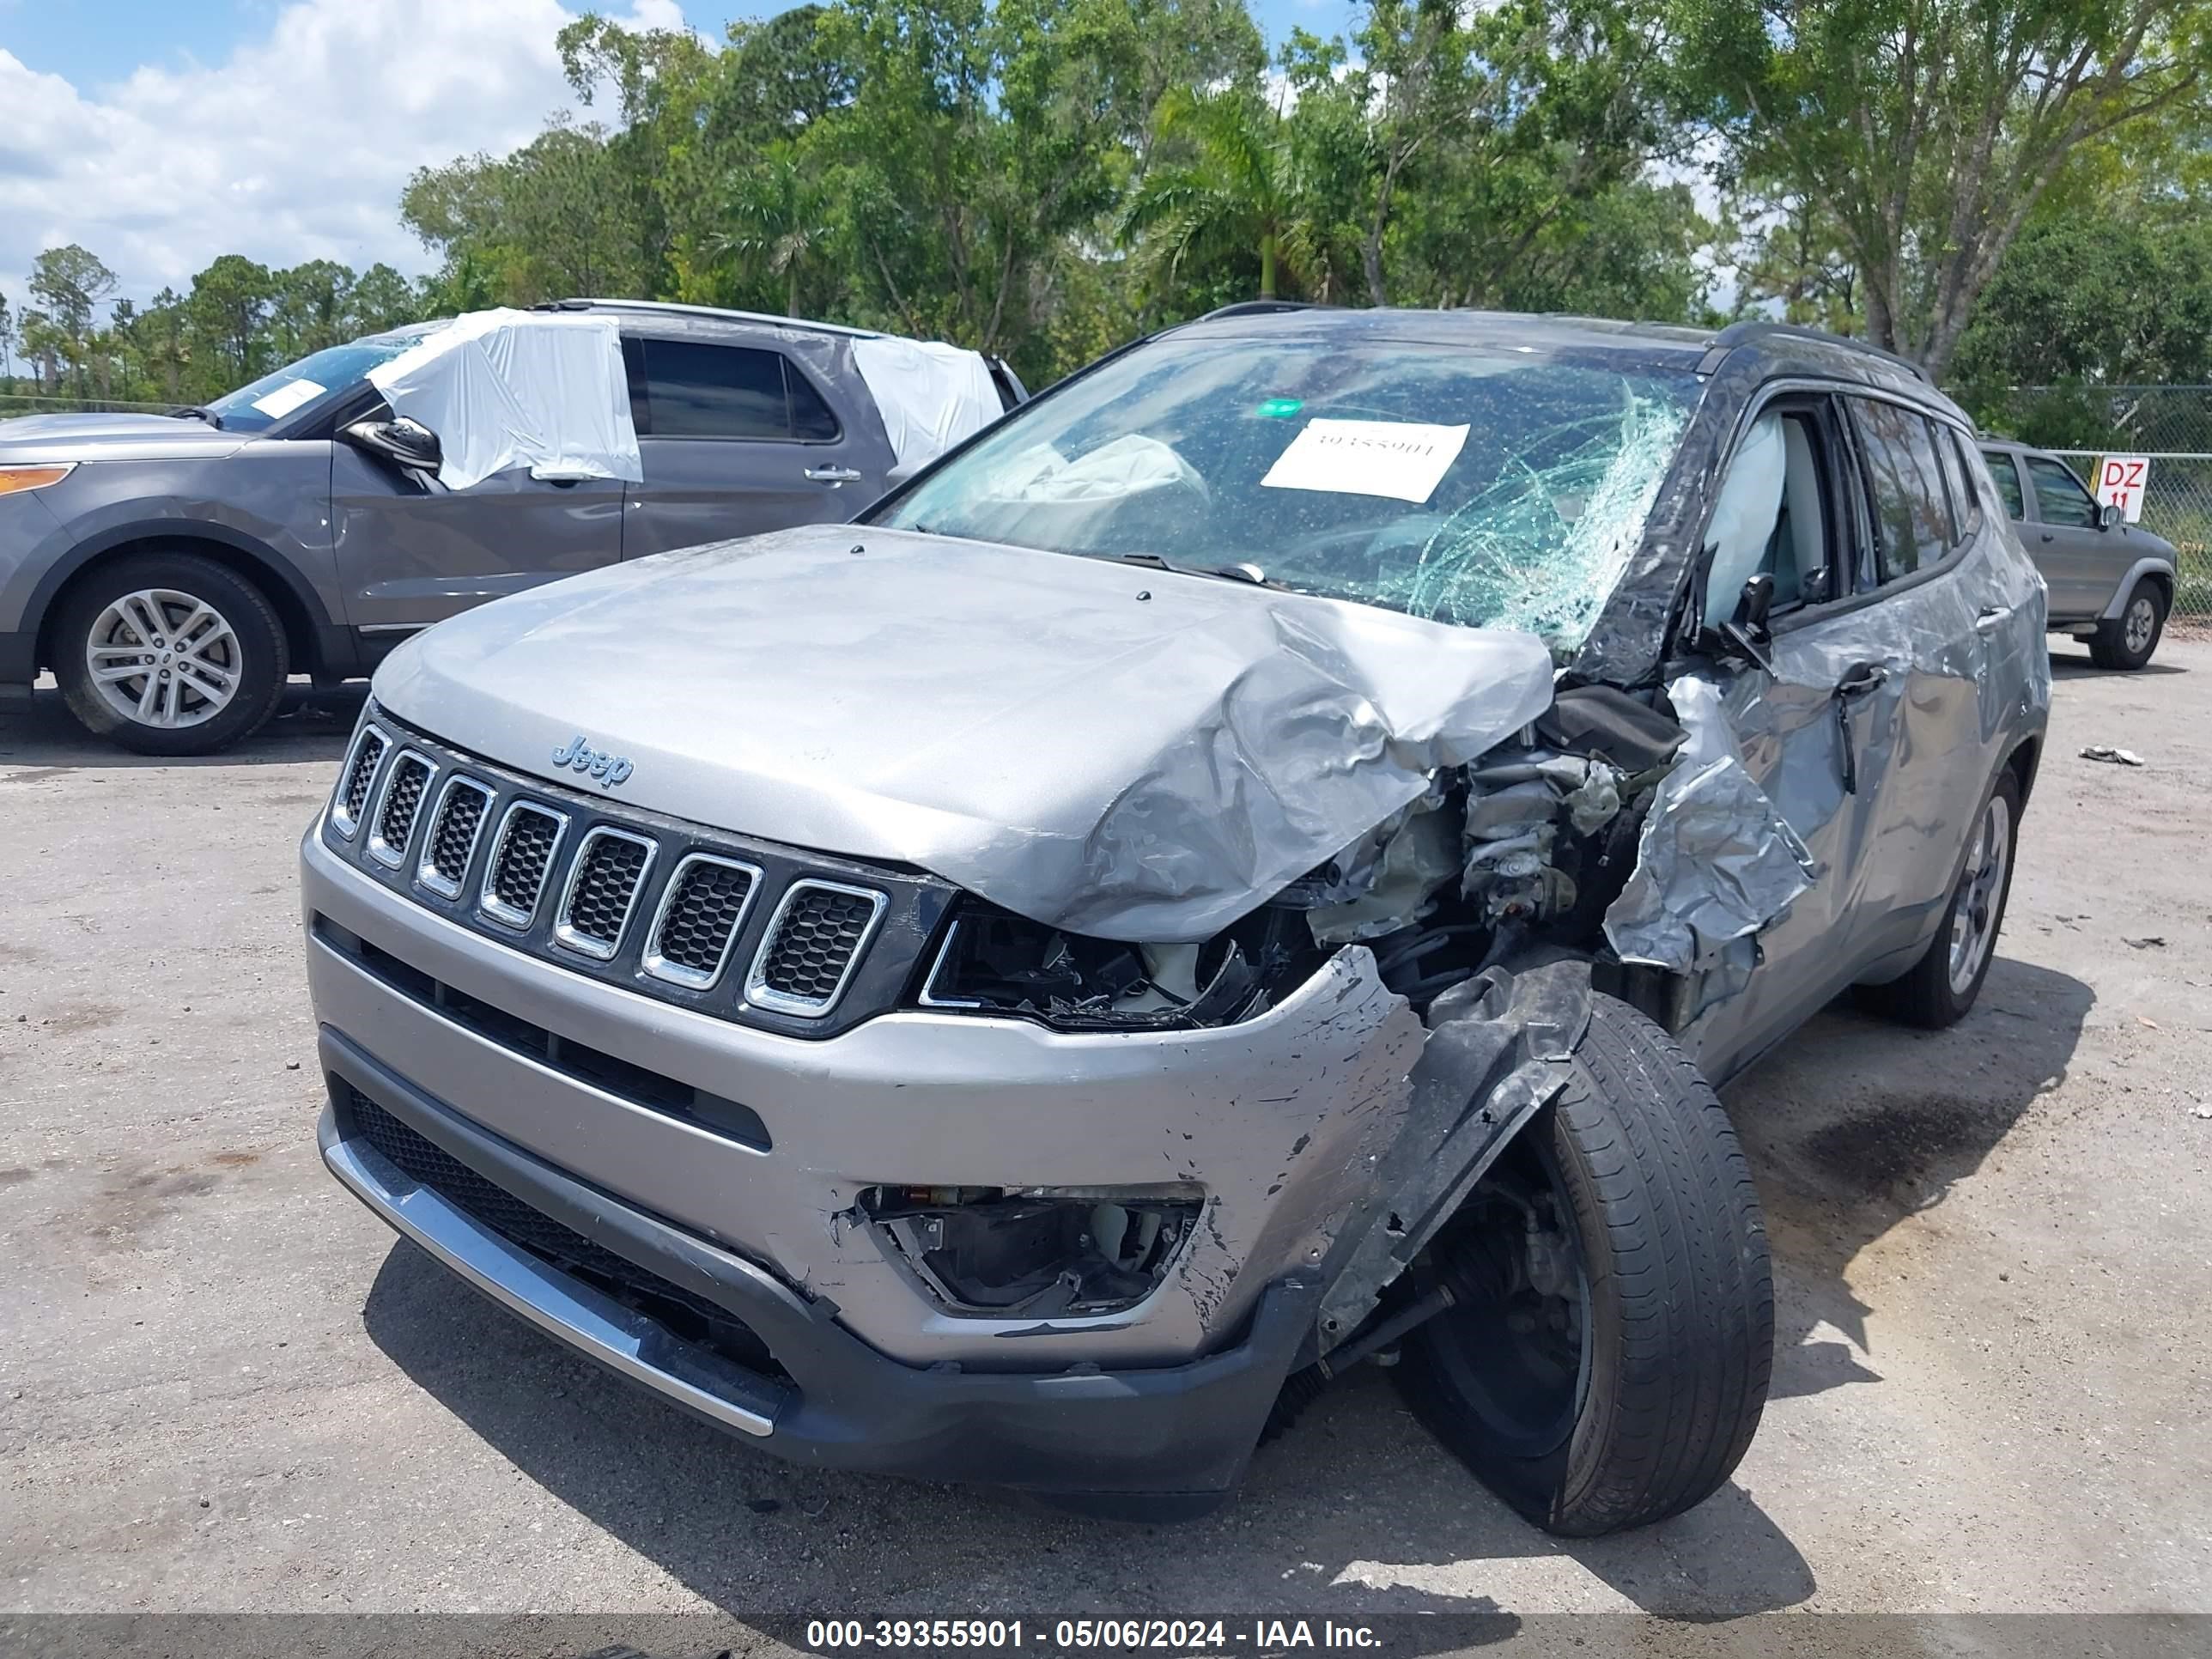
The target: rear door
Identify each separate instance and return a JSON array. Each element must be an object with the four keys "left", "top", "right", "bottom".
[
  {"left": 329, "top": 395, "right": 625, "bottom": 633},
  {"left": 620, "top": 333, "right": 881, "bottom": 559},
  {"left": 2018, "top": 452, "right": 2115, "bottom": 619}
]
